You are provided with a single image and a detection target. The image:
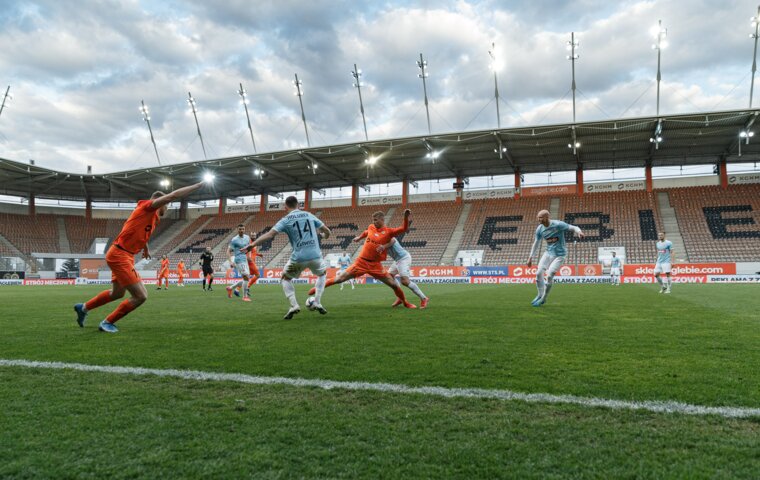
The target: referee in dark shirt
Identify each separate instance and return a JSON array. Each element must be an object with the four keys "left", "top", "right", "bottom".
[{"left": 199, "top": 247, "right": 215, "bottom": 291}]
